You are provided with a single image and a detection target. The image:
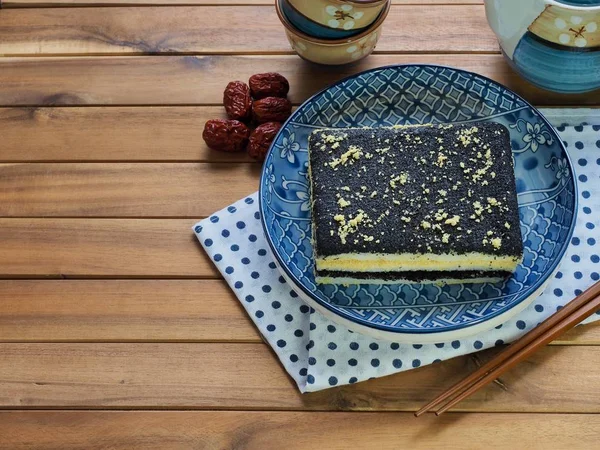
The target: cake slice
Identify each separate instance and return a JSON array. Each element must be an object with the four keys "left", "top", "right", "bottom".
[{"left": 308, "top": 123, "right": 523, "bottom": 283}]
